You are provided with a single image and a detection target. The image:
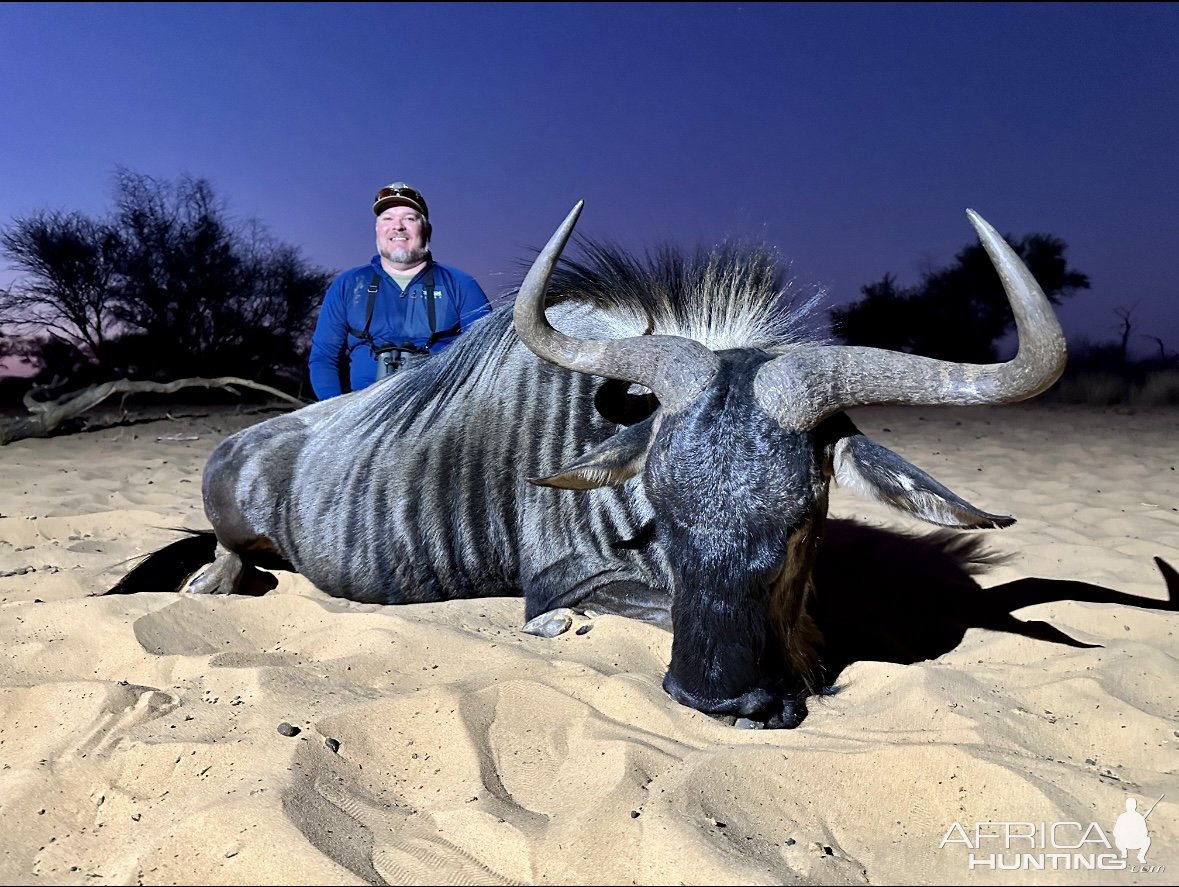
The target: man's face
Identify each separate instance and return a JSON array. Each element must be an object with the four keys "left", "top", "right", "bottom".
[{"left": 375, "top": 206, "right": 429, "bottom": 267}]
